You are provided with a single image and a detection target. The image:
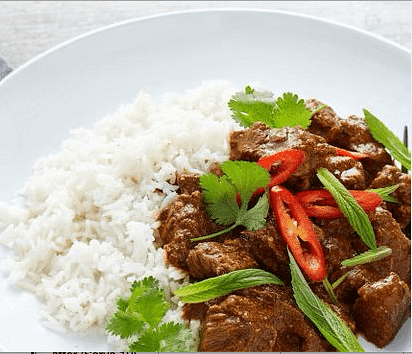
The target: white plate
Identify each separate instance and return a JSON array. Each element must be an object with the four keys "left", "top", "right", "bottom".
[{"left": 0, "top": 9, "right": 410, "bottom": 352}]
